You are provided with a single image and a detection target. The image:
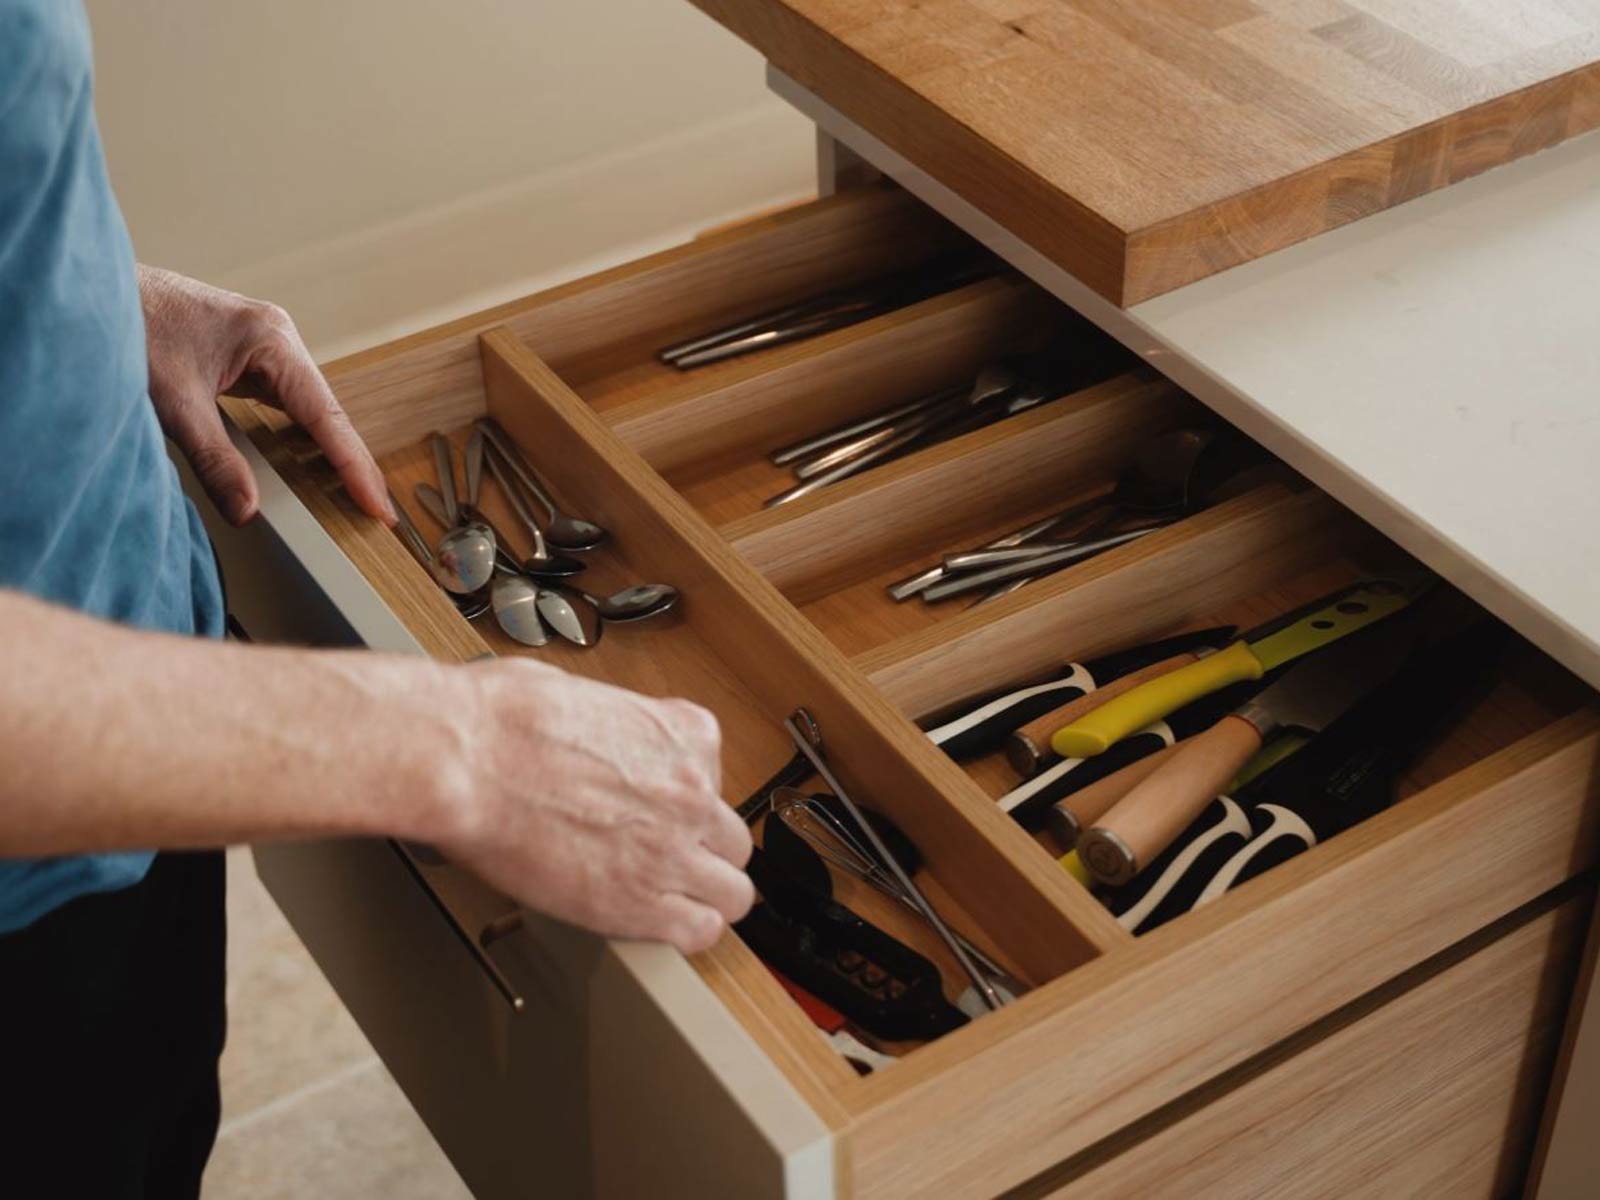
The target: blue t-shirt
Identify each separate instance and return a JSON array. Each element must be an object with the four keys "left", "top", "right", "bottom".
[{"left": 0, "top": 0, "right": 225, "bottom": 933}]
